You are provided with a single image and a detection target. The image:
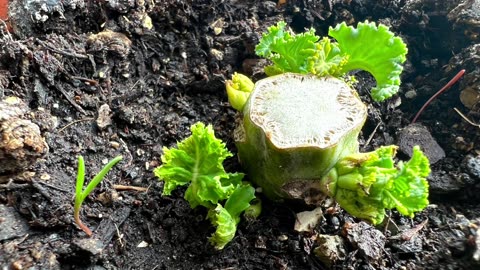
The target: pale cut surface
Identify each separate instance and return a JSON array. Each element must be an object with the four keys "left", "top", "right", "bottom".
[{"left": 248, "top": 73, "right": 367, "bottom": 149}]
